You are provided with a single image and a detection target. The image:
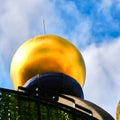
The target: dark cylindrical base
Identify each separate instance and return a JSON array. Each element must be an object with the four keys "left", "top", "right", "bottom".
[{"left": 23, "top": 72, "right": 84, "bottom": 99}]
